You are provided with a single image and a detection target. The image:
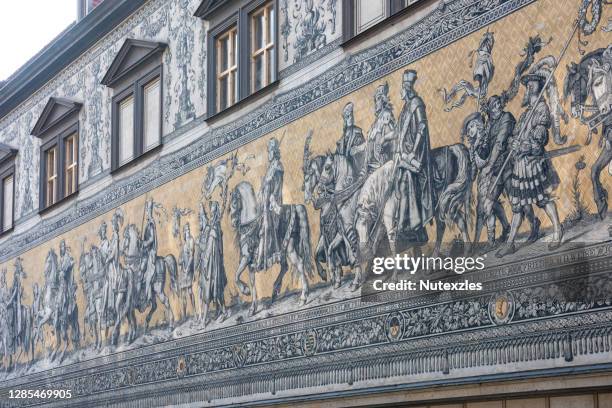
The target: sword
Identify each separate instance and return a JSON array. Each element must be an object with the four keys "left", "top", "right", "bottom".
[{"left": 541, "top": 144, "right": 581, "bottom": 159}]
